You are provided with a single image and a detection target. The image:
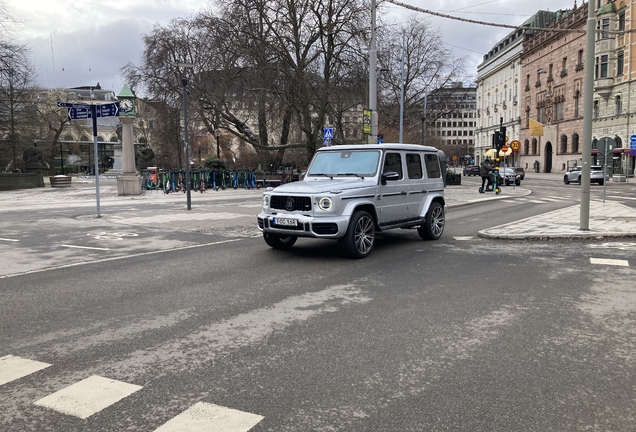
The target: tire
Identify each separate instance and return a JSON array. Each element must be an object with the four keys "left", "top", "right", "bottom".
[
  {"left": 417, "top": 202, "right": 445, "bottom": 240},
  {"left": 263, "top": 233, "right": 297, "bottom": 250},
  {"left": 564, "top": 176, "right": 570, "bottom": 185},
  {"left": 339, "top": 211, "right": 375, "bottom": 258},
  {"left": 577, "top": 176, "right": 581, "bottom": 184},
  {"left": 598, "top": 180, "right": 604, "bottom": 186},
  {"left": 515, "top": 180, "right": 521, "bottom": 186}
]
